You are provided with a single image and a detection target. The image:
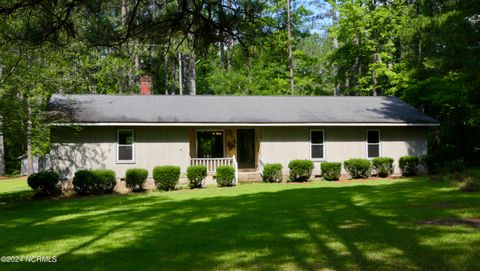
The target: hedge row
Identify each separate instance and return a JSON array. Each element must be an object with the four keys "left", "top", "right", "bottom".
[
  {"left": 261, "top": 156, "right": 421, "bottom": 182},
  {"left": 28, "top": 155, "right": 422, "bottom": 196}
]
